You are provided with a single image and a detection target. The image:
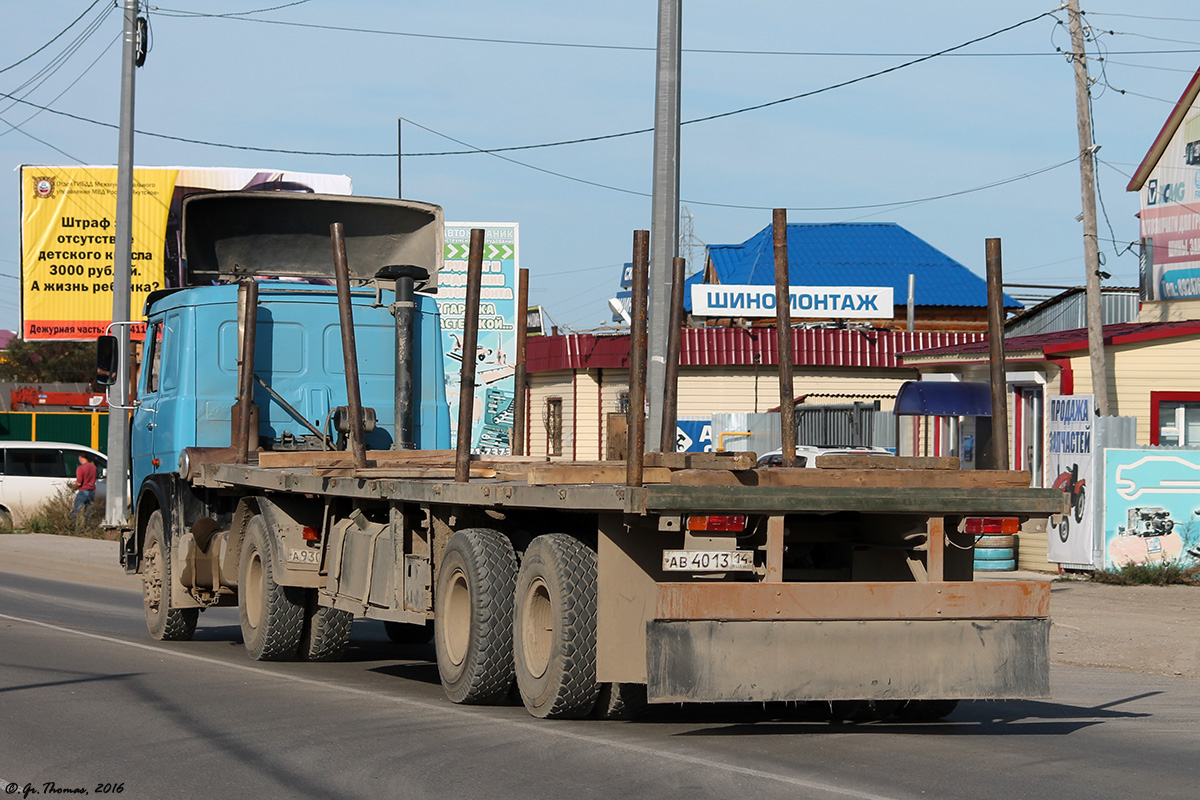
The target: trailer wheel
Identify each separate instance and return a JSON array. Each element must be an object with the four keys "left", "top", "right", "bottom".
[
  {"left": 434, "top": 528, "right": 518, "bottom": 704},
  {"left": 143, "top": 510, "right": 198, "bottom": 641},
  {"left": 384, "top": 620, "right": 433, "bottom": 644},
  {"left": 895, "top": 699, "right": 959, "bottom": 722},
  {"left": 300, "top": 589, "right": 353, "bottom": 662},
  {"left": 239, "top": 515, "right": 305, "bottom": 661},
  {"left": 514, "top": 534, "right": 601, "bottom": 719}
]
